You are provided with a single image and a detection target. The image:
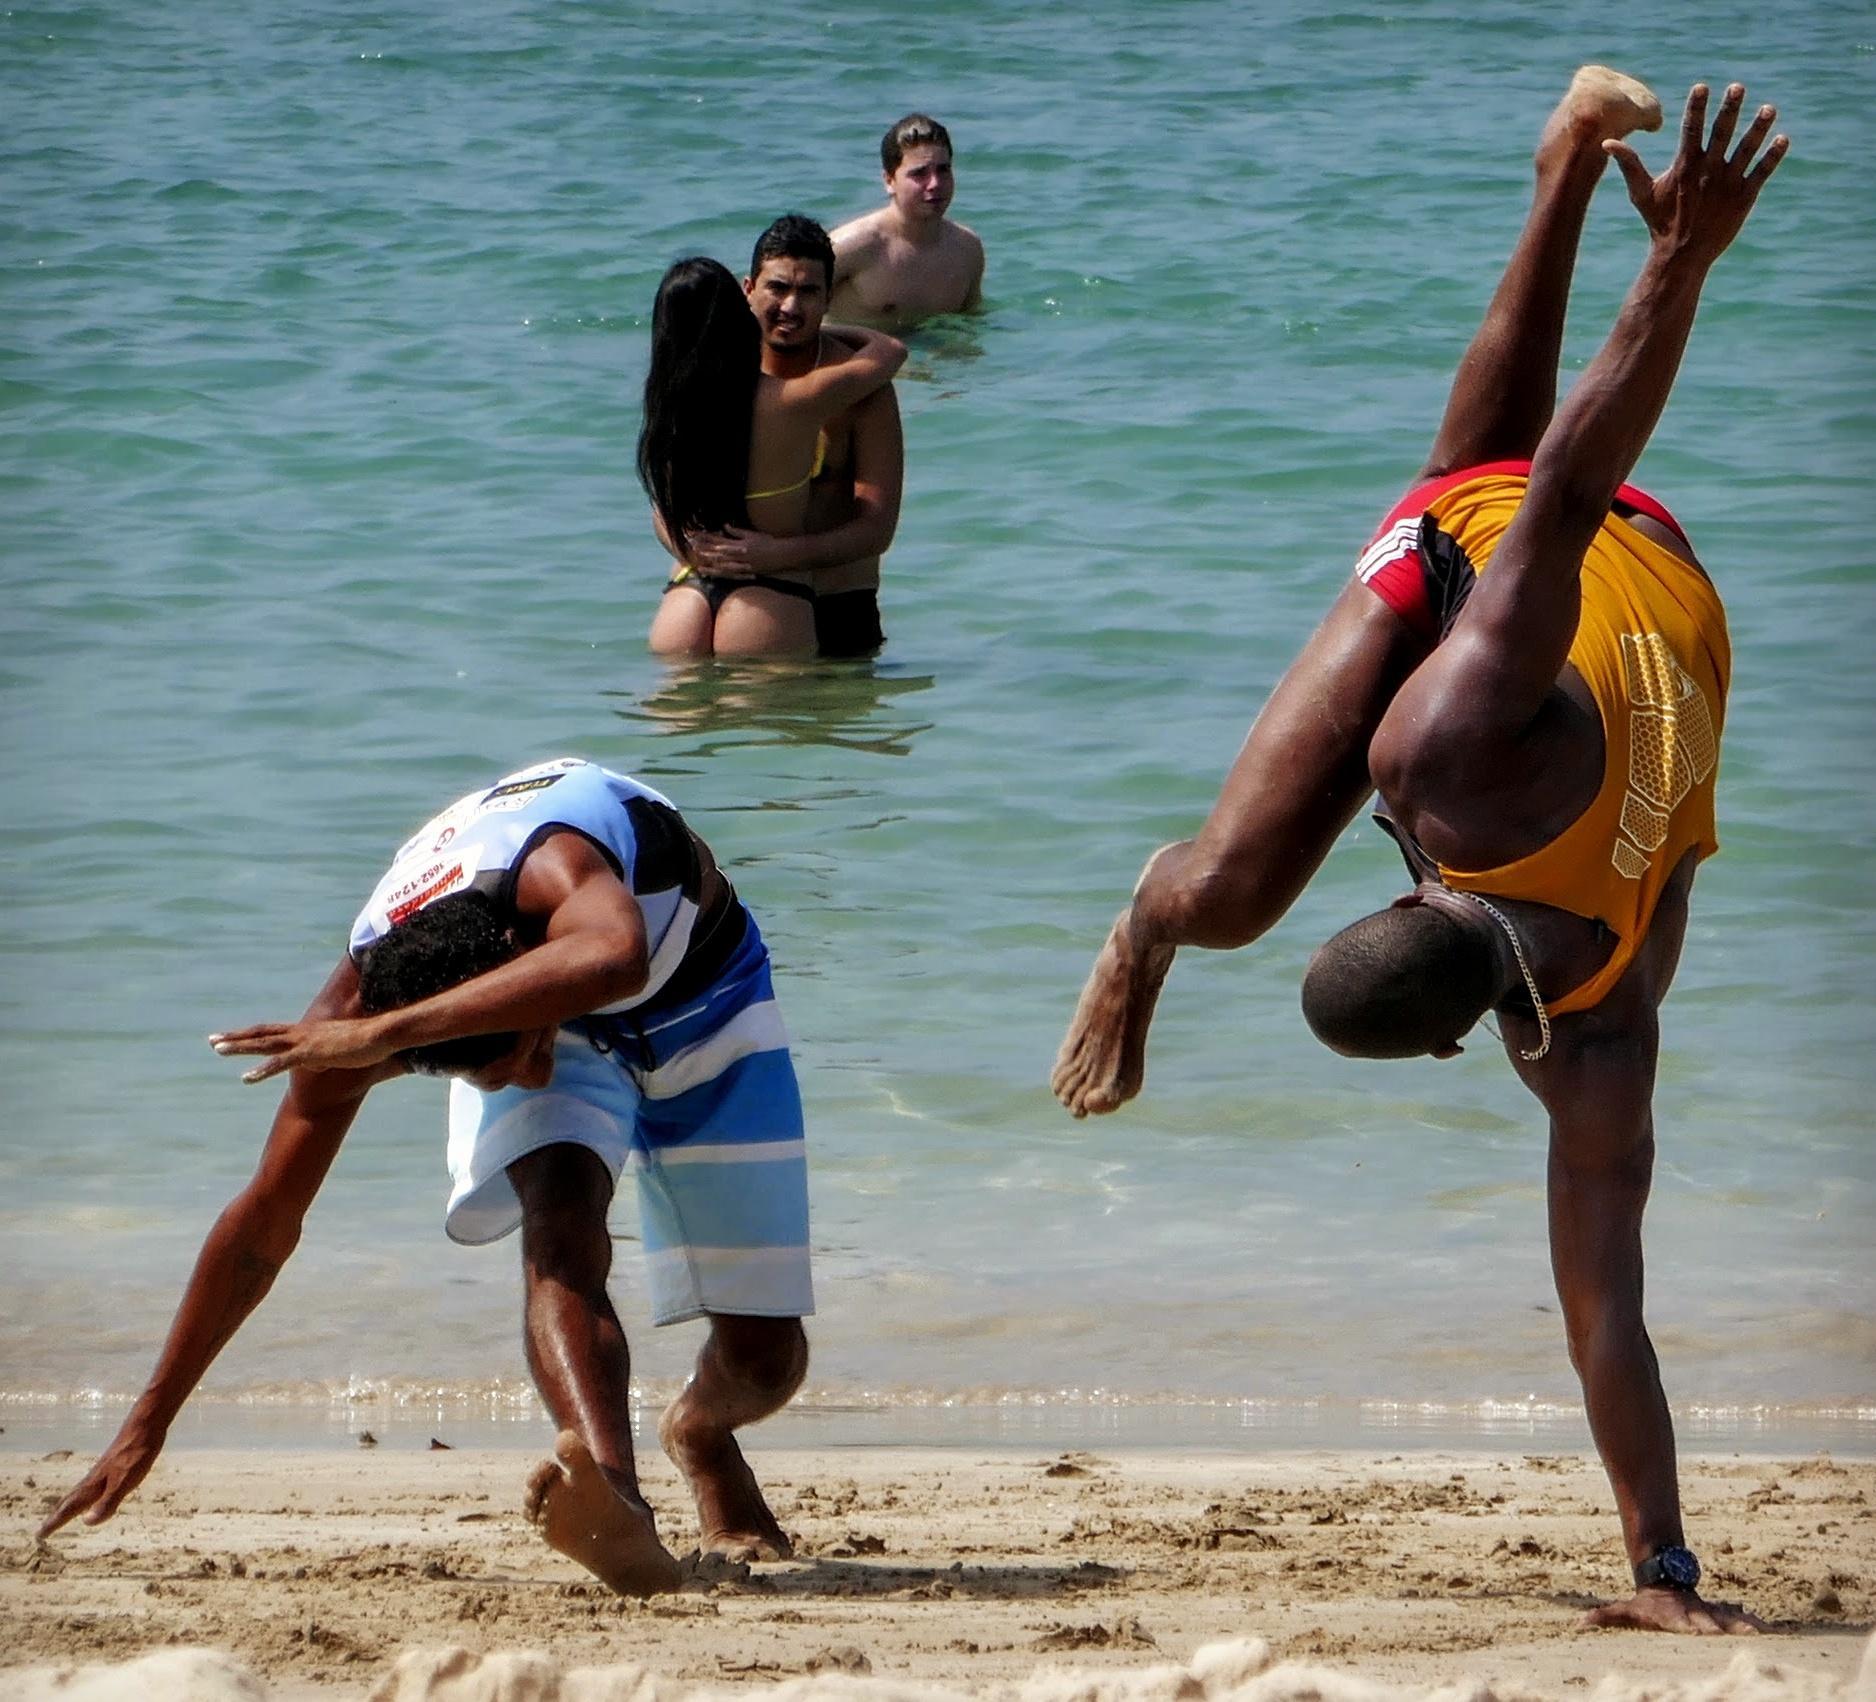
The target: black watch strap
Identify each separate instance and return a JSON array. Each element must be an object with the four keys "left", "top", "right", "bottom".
[{"left": 1634, "top": 1544, "right": 1701, "bottom": 1592}]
